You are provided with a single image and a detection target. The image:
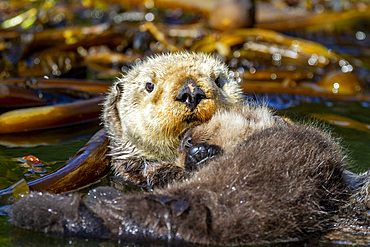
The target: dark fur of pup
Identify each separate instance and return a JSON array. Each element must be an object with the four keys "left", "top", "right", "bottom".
[{"left": 11, "top": 109, "right": 350, "bottom": 245}]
